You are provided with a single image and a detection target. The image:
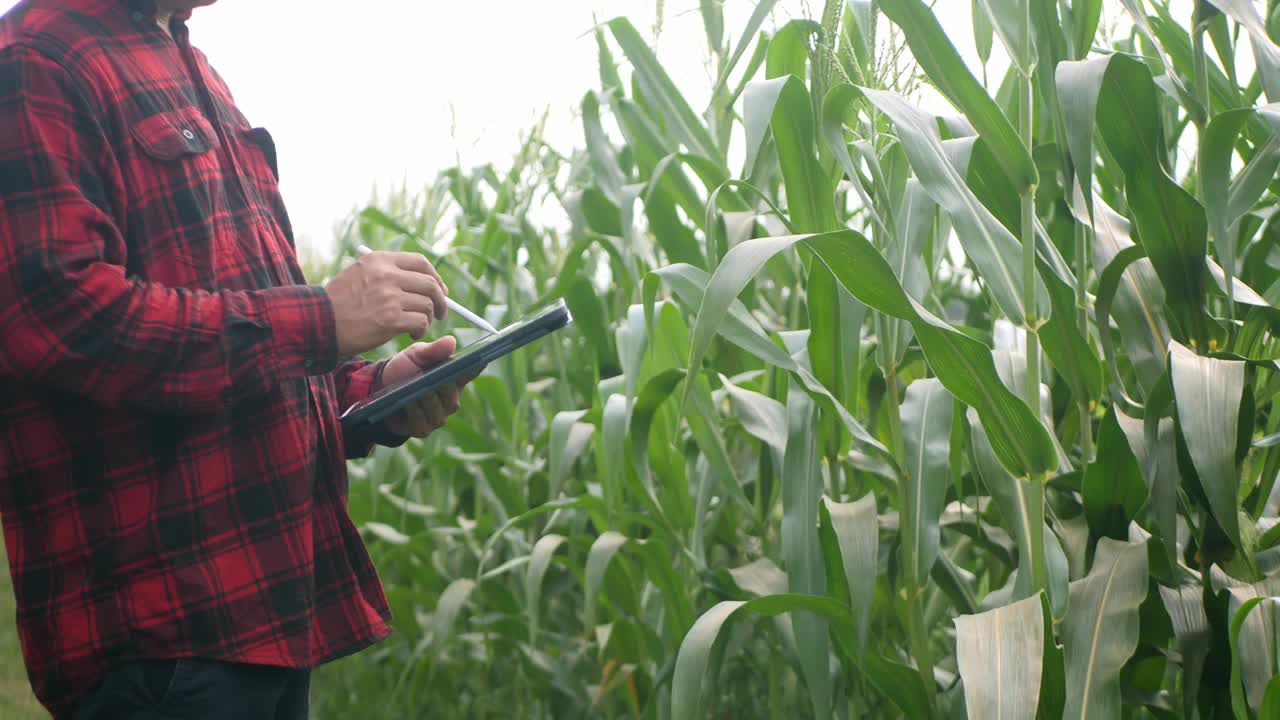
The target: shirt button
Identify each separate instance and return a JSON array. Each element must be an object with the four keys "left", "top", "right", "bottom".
[
  {"left": 130, "top": 11, "right": 144, "bottom": 22},
  {"left": 181, "top": 128, "right": 196, "bottom": 140}
]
